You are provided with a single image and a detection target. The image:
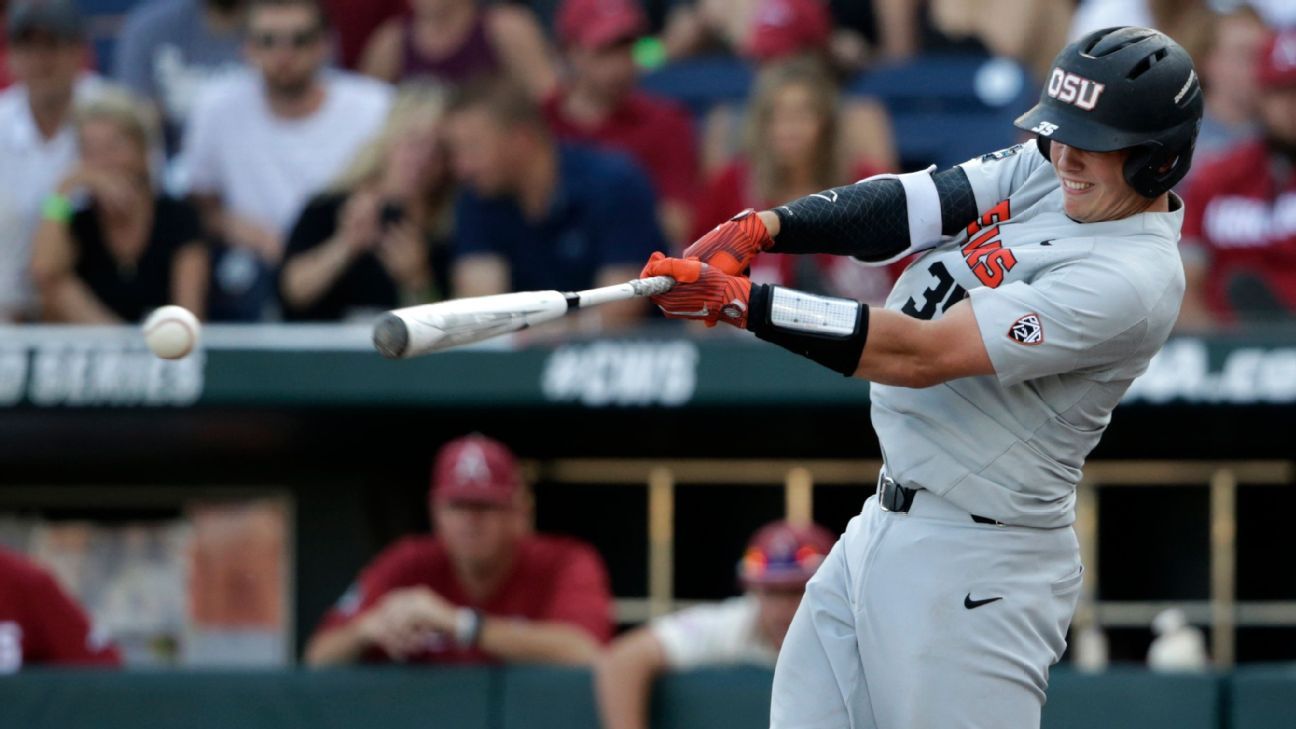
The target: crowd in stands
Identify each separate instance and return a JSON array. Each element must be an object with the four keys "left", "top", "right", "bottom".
[{"left": 0, "top": 0, "right": 1293, "bottom": 329}]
